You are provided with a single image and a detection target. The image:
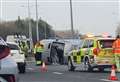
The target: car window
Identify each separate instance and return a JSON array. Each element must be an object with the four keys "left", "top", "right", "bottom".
[
  {"left": 82, "top": 40, "right": 89, "bottom": 48},
  {"left": 88, "top": 40, "right": 94, "bottom": 48},
  {"left": 98, "top": 39, "right": 115, "bottom": 48},
  {"left": 7, "top": 43, "right": 19, "bottom": 50}
]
